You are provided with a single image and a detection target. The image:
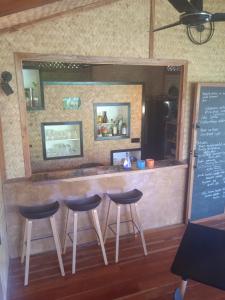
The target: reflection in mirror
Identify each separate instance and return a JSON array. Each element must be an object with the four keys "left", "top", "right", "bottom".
[{"left": 22, "top": 61, "right": 181, "bottom": 174}]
